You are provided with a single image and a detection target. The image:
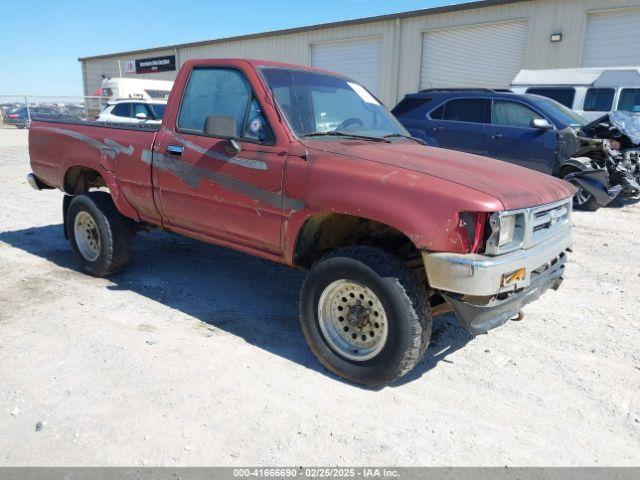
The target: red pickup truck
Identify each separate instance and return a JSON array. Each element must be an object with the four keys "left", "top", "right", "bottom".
[{"left": 28, "top": 59, "right": 575, "bottom": 386}]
